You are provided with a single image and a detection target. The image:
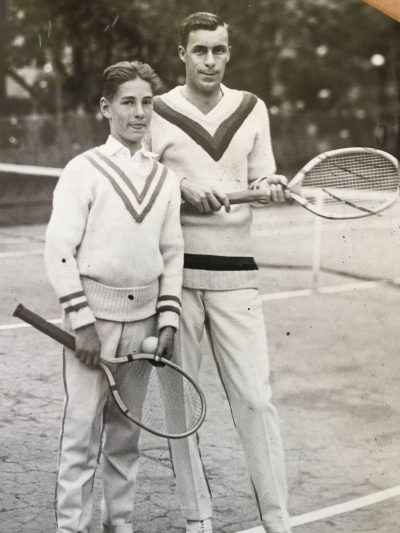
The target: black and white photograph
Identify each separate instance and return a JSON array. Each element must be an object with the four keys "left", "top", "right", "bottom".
[{"left": 0, "top": 1, "right": 399, "bottom": 532}]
